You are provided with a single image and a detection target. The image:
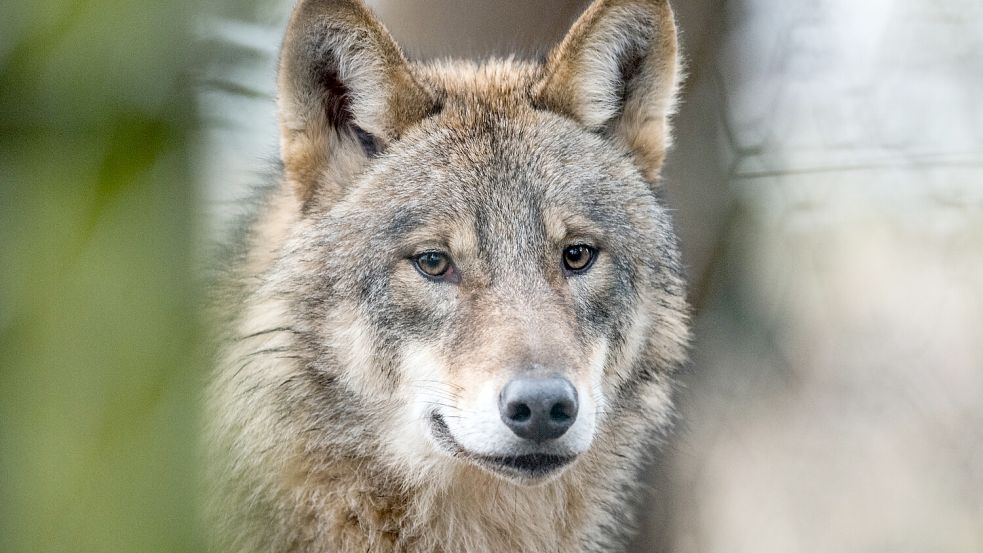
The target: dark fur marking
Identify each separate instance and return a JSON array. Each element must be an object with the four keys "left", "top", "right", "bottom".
[
  {"left": 310, "top": 47, "right": 384, "bottom": 158},
  {"left": 382, "top": 209, "right": 422, "bottom": 238},
  {"left": 616, "top": 46, "right": 645, "bottom": 107},
  {"left": 311, "top": 50, "right": 352, "bottom": 128},
  {"left": 423, "top": 92, "right": 447, "bottom": 120},
  {"left": 350, "top": 125, "right": 377, "bottom": 157}
]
